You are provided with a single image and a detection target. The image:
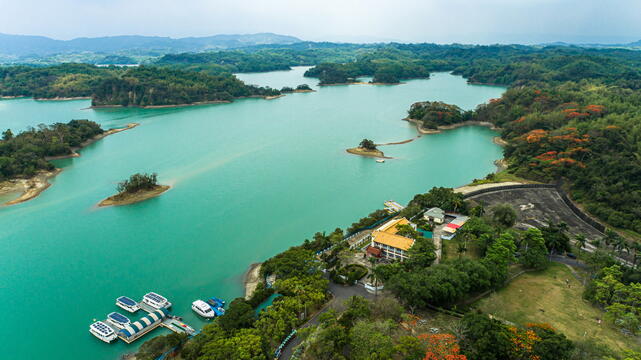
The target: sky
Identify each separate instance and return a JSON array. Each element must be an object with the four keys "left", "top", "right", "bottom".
[{"left": 1, "top": 0, "right": 641, "bottom": 44}]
